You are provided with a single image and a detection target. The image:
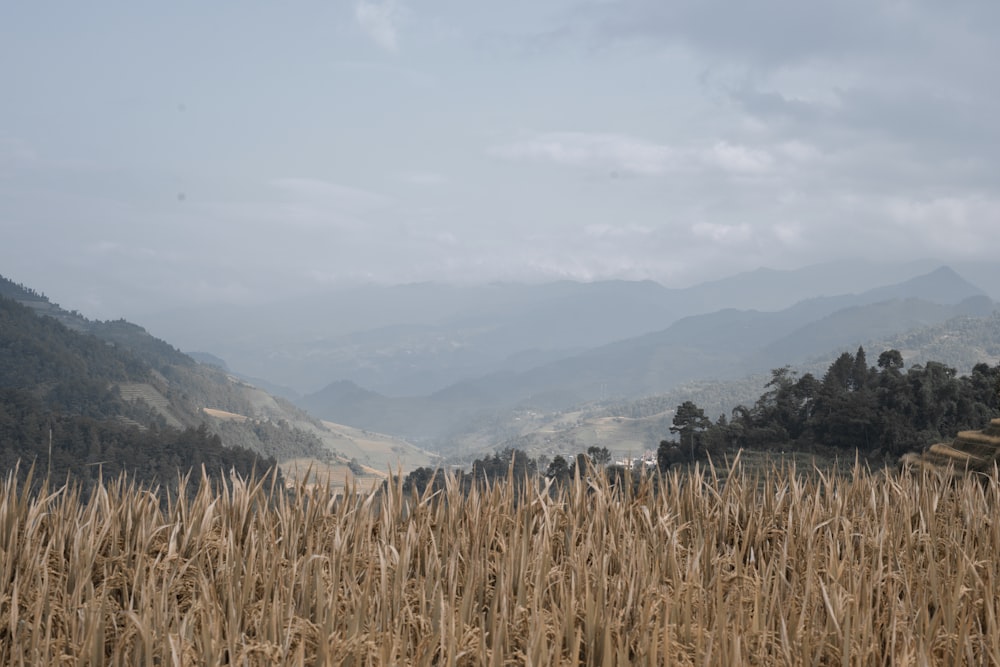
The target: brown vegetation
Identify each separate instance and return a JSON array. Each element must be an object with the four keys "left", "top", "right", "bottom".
[
  {"left": 3, "top": 459, "right": 1000, "bottom": 665},
  {"left": 901, "top": 418, "right": 1000, "bottom": 476}
]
